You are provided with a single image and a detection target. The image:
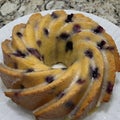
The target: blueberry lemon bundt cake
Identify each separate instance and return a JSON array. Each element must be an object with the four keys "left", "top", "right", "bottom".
[{"left": 0, "top": 10, "right": 120, "bottom": 120}]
